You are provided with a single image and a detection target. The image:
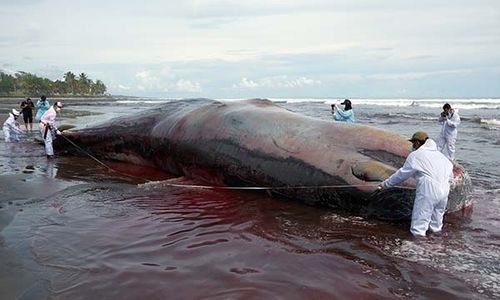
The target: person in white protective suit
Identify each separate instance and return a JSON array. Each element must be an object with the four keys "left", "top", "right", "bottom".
[
  {"left": 39, "top": 101, "right": 63, "bottom": 158},
  {"left": 437, "top": 103, "right": 460, "bottom": 160},
  {"left": 3, "top": 109, "right": 24, "bottom": 142},
  {"left": 378, "top": 131, "right": 454, "bottom": 237}
]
